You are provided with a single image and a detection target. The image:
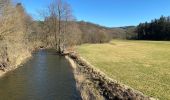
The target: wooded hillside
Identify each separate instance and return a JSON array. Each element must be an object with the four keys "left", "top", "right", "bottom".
[
  {"left": 137, "top": 16, "right": 170, "bottom": 40},
  {"left": 77, "top": 21, "right": 136, "bottom": 43}
]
